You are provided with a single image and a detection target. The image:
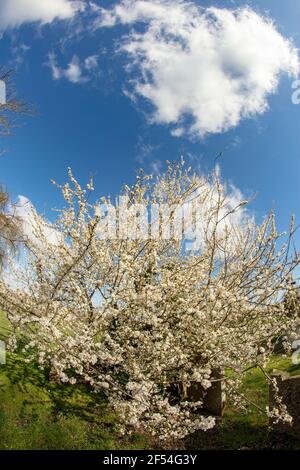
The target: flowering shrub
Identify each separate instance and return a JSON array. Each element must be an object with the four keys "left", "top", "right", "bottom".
[{"left": 0, "top": 161, "right": 299, "bottom": 440}]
